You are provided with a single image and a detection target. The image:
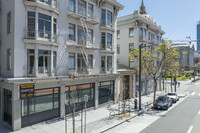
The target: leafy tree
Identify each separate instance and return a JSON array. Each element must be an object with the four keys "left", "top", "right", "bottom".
[{"left": 129, "top": 40, "right": 180, "bottom": 104}]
